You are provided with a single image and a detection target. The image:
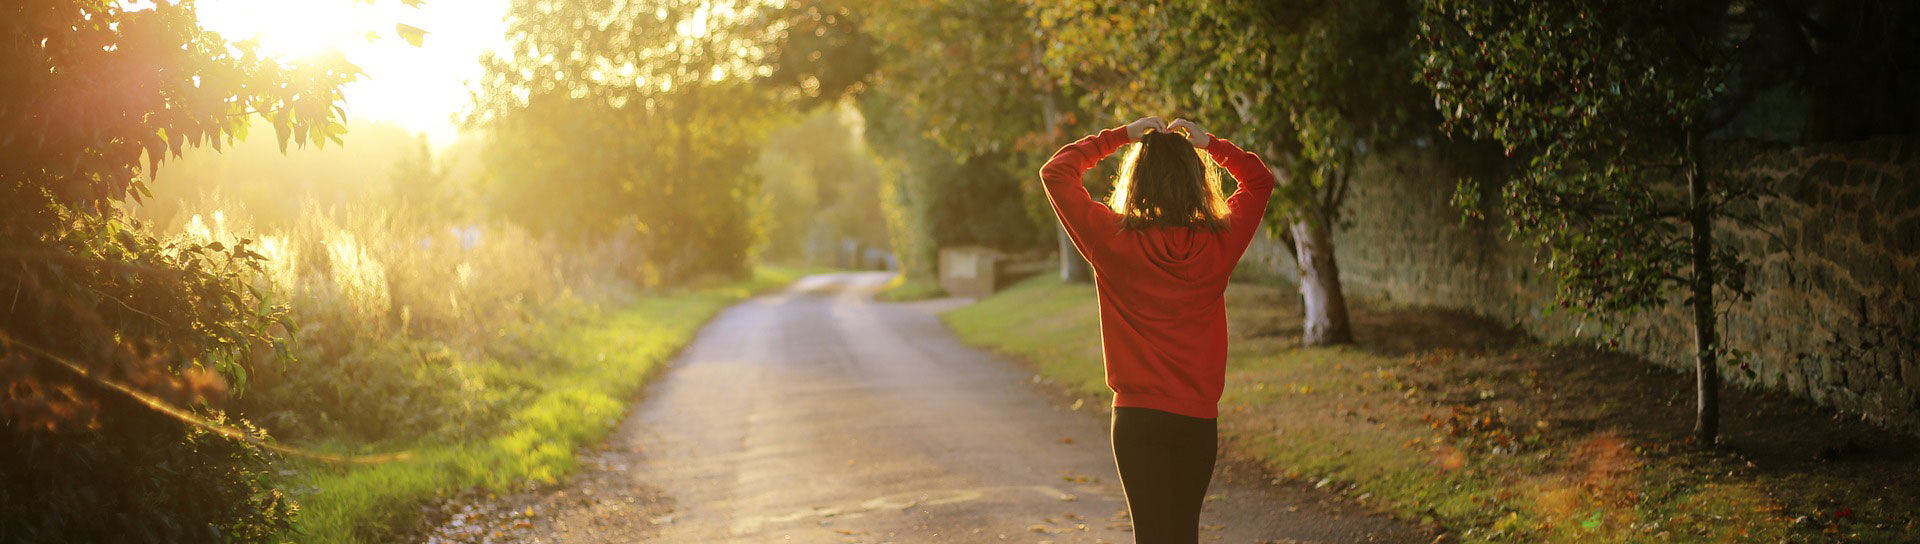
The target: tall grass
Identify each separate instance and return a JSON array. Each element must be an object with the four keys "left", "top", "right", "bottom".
[
  {"left": 169, "top": 199, "right": 617, "bottom": 446},
  {"left": 159, "top": 196, "right": 796, "bottom": 541},
  {"left": 279, "top": 268, "right": 811, "bottom": 542}
]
